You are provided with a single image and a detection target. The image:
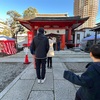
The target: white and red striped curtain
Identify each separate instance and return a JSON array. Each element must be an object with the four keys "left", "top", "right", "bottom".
[{"left": 0, "top": 41, "right": 17, "bottom": 55}]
